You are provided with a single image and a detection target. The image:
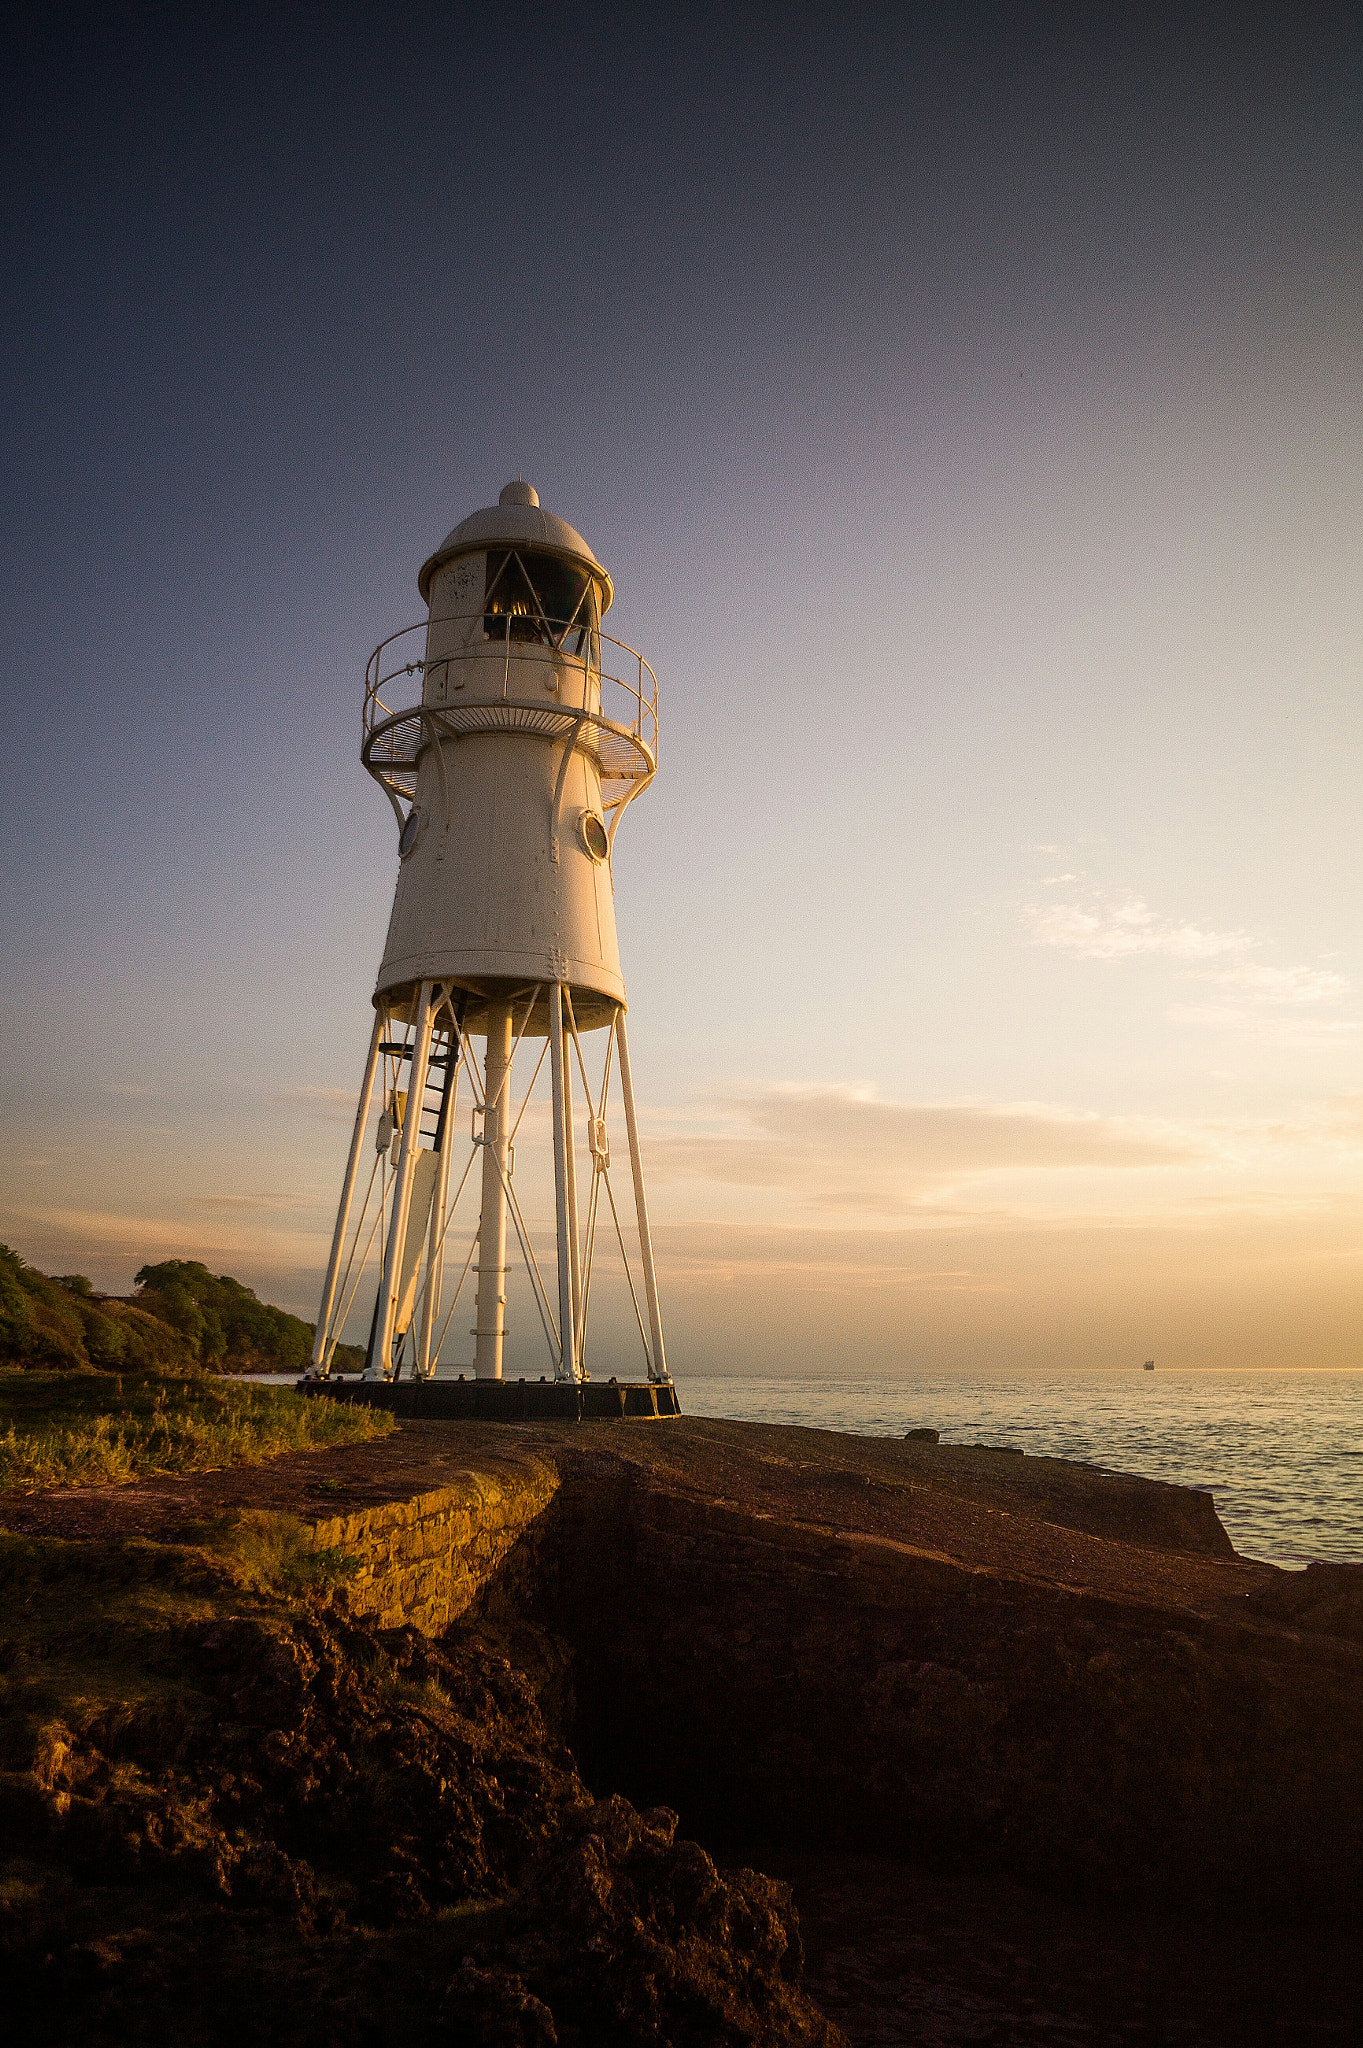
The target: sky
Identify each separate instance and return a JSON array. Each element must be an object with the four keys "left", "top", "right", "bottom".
[{"left": 1, "top": 2, "right": 1360, "bottom": 1375}]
